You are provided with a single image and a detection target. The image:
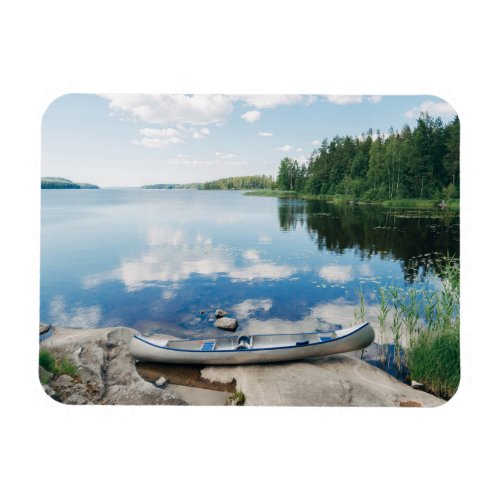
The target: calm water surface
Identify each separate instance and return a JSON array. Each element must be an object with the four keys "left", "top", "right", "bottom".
[{"left": 40, "top": 190, "right": 459, "bottom": 338}]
